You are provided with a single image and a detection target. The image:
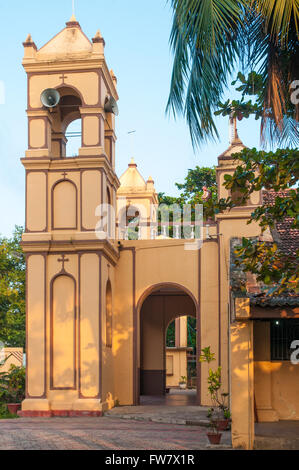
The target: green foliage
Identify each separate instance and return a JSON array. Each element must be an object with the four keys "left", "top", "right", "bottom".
[
  {"left": 166, "top": 320, "right": 175, "bottom": 347},
  {"left": 199, "top": 346, "right": 216, "bottom": 364},
  {"left": 167, "top": 0, "right": 299, "bottom": 147},
  {"left": 200, "top": 347, "right": 230, "bottom": 428},
  {"left": 219, "top": 147, "right": 299, "bottom": 294},
  {"left": 158, "top": 167, "right": 217, "bottom": 224},
  {"left": 180, "top": 376, "right": 187, "bottom": 383},
  {"left": 0, "top": 404, "right": 19, "bottom": 420},
  {"left": 0, "top": 364, "right": 26, "bottom": 404},
  {"left": 175, "top": 166, "right": 217, "bottom": 204},
  {"left": 0, "top": 226, "right": 25, "bottom": 348}
]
